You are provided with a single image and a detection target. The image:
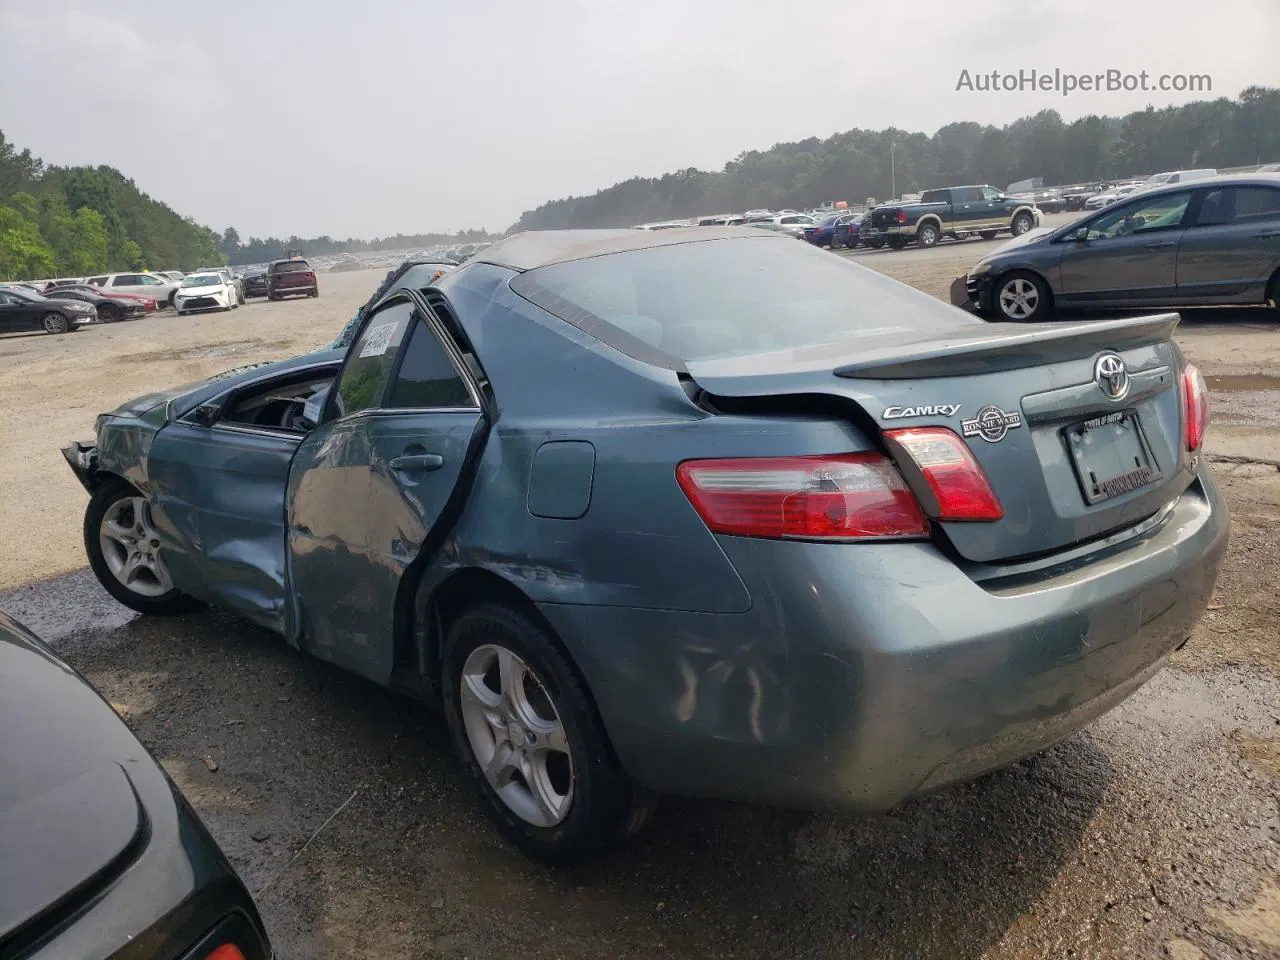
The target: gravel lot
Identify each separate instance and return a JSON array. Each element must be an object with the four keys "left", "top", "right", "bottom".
[{"left": 1, "top": 236, "right": 1278, "bottom": 959}]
